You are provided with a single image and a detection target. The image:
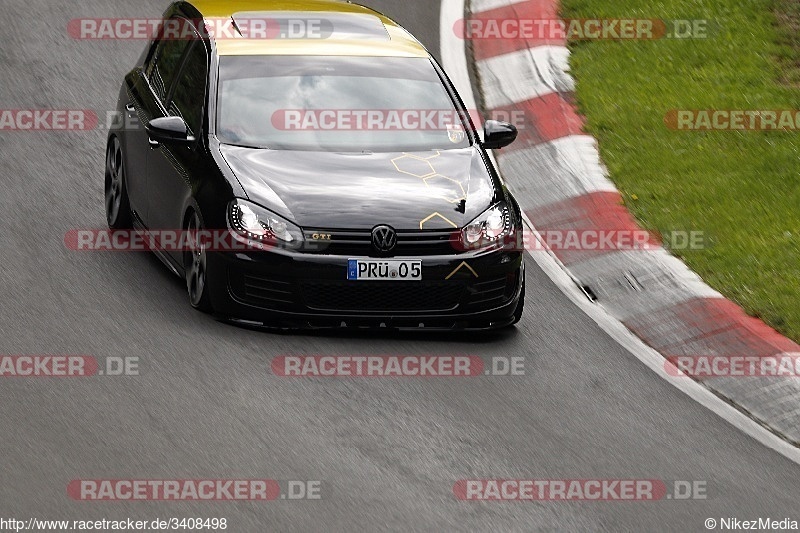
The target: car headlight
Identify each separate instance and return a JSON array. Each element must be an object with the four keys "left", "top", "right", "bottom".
[
  {"left": 227, "top": 199, "right": 304, "bottom": 247},
  {"left": 462, "top": 202, "right": 513, "bottom": 249}
]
